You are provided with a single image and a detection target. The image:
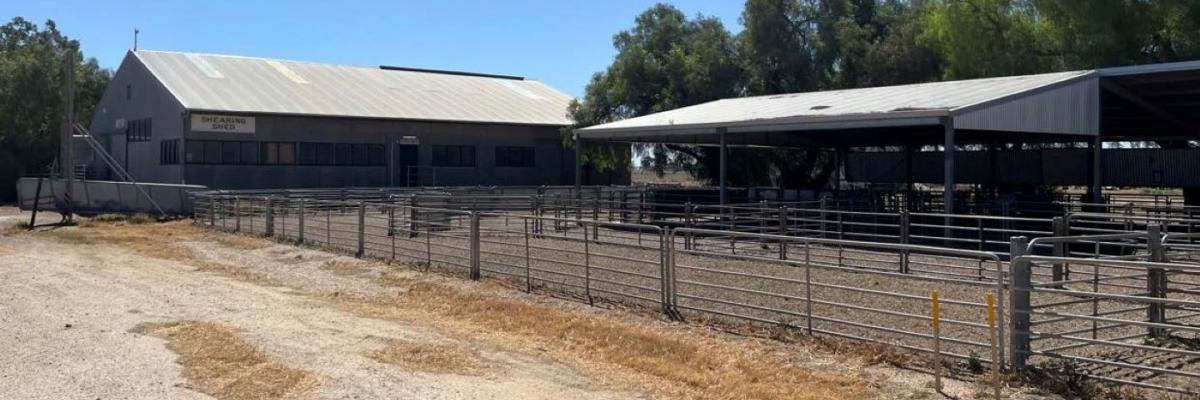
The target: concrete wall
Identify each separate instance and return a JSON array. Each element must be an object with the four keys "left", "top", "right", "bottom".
[{"left": 16, "top": 177, "right": 206, "bottom": 215}]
